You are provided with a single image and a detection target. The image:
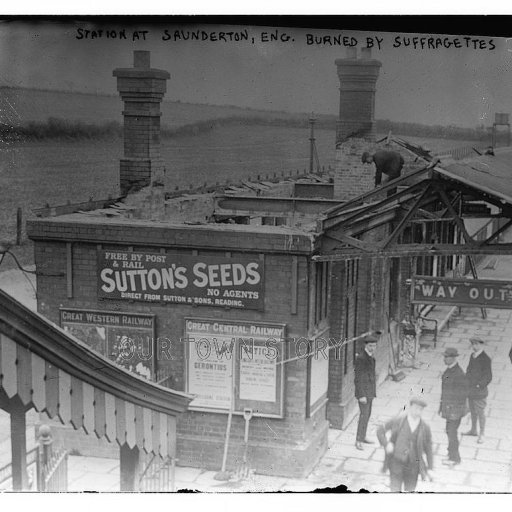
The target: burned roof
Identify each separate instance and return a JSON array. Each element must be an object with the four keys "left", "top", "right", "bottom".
[{"left": 437, "top": 147, "right": 512, "bottom": 205}]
